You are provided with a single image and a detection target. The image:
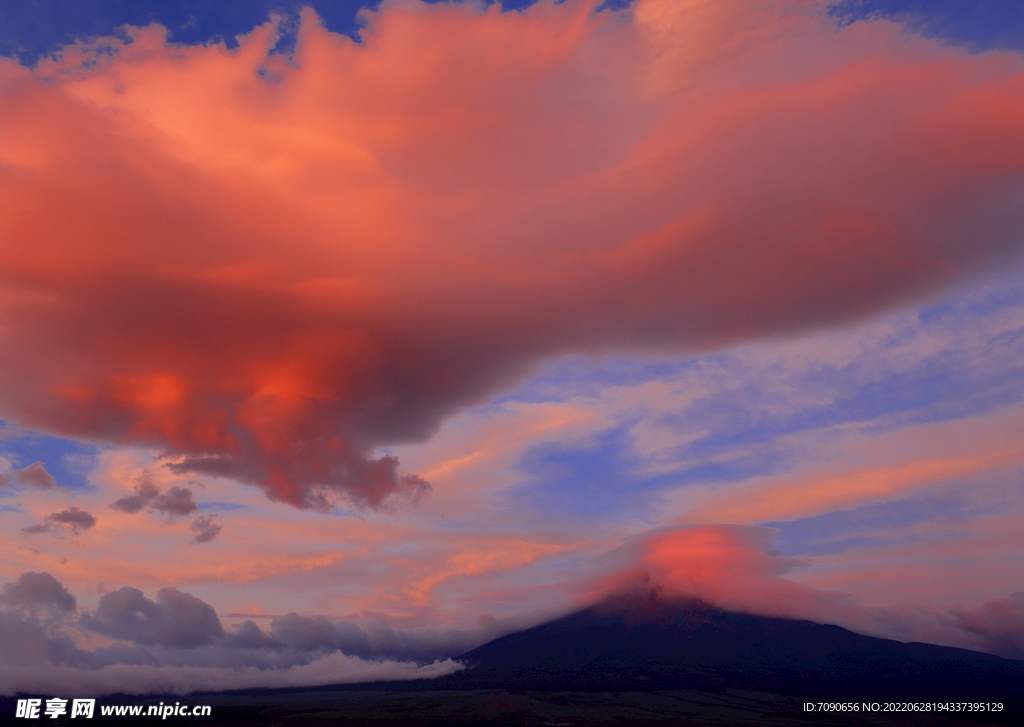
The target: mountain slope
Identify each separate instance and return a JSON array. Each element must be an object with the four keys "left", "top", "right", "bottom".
[{"left": 436, "top": 595, "right": 1024, "bottom": 700}]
